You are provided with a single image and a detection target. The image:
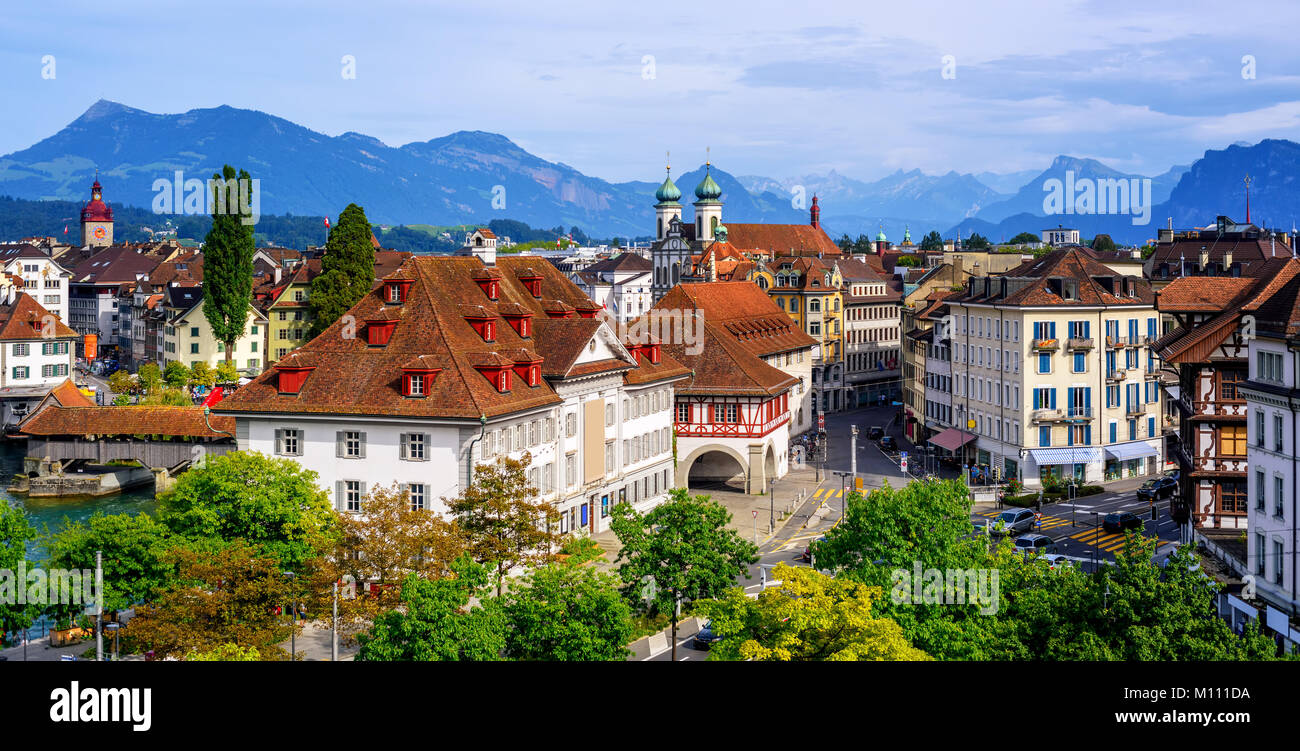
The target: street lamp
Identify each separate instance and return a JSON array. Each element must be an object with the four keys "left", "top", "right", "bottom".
[
  {"left": 832, "top": 470, "right": 850, "bottom": 522},
  {"left": 769, "top": 478, "right": 775, "bottom": 533}
]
